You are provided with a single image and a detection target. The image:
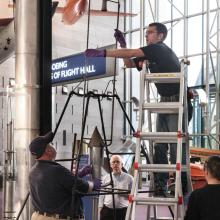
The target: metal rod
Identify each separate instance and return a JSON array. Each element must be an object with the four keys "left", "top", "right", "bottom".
[
  {"left": 70, "top": 96, "right": 91, "bottom": 219},
  {"left": 205, "top": 0, "right": 210, "bottom": 136},
  {"left": 71, "top": 133, "right": 77, "bottom": 171},
  {"left": 97, "top": 96, "right": 116, "bottom": 220},
  {"left": 15, "top": 192, "right": 30, "bottom": 220},
  {"left": 53, "top": 93, "right": 73, "bottom": 136}
]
